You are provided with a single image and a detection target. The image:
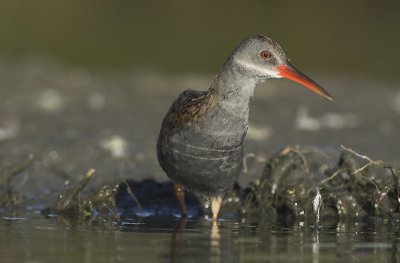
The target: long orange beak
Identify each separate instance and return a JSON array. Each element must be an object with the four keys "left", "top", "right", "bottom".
[{"left": 277, "top": 63, "right": 333, "bottom": 101}]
